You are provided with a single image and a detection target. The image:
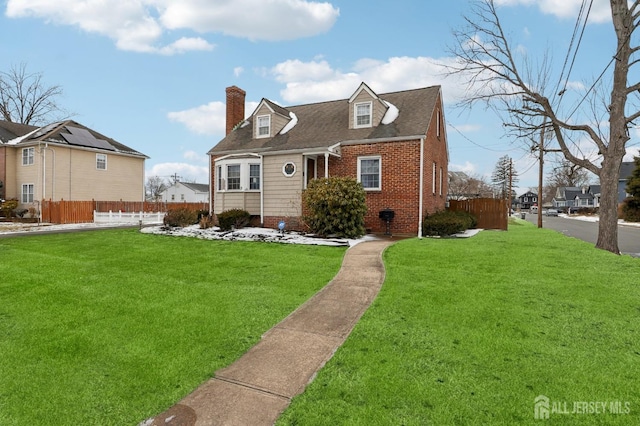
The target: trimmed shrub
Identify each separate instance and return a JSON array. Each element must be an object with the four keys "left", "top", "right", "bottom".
[
  {"left": 423, "top": 210, "right": 478, "bottom": 237},
  {"left": 217, "top": 209, "right": 250, "bottom": 231},
  {"left": 0, "top": 199, "right": 18, "bottom": 218},
  {"left": 303, "top": 177, "right": 367, "bottom": 238},
  {"left": 163, "top": 207, "right": 199, "bottom": 227},
  {"left": 621, "top": 197, "right": 640, "bottom": 222}
]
